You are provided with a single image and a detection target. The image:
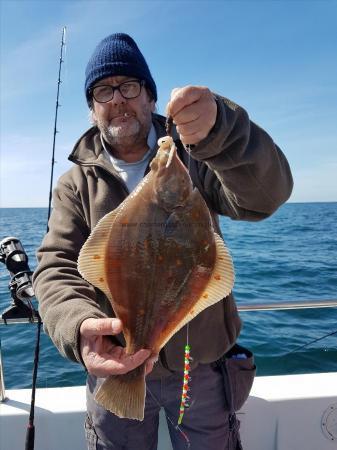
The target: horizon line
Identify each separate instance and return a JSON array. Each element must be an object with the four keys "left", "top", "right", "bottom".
[{"left": 1, "top": 200, "right": 337, "bottom": 209}]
